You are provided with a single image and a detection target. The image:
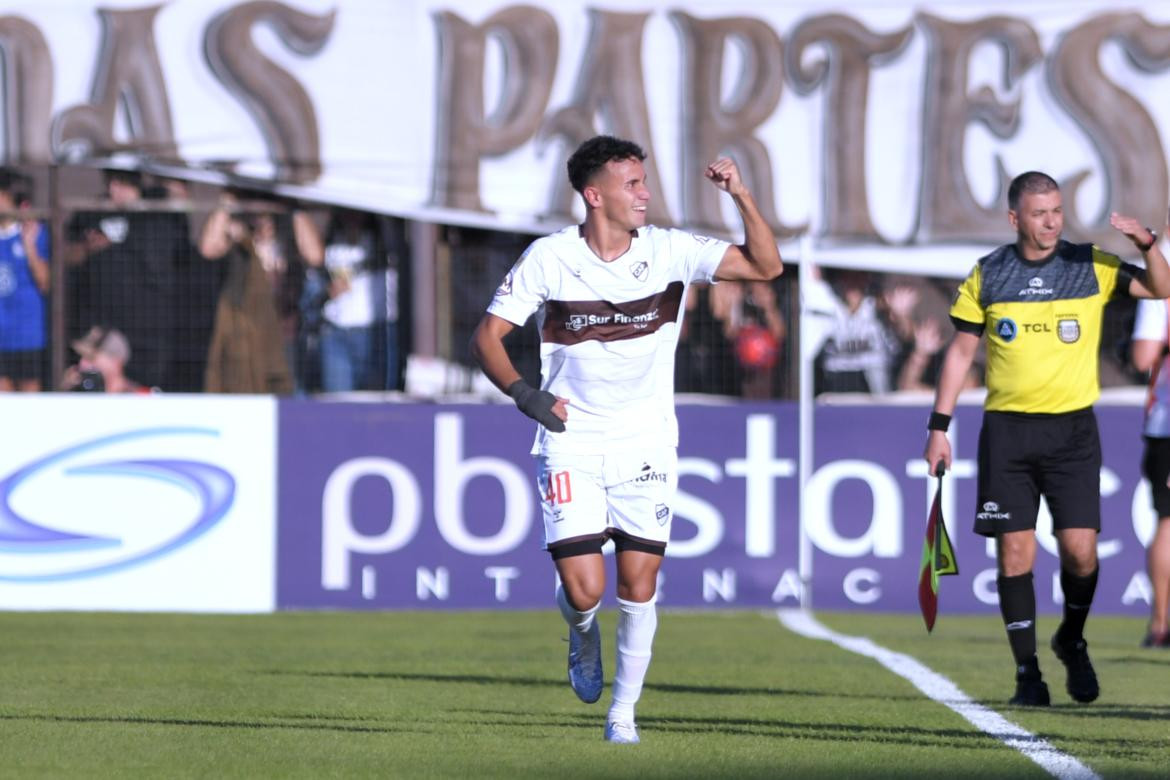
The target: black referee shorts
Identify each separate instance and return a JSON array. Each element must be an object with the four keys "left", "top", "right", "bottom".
[
  {"left": 1141, "top": 435, "right": 1170, "bottom": 518},
  {"left": 974, "top": 408, "right": 1101, "bottom": 537}
]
